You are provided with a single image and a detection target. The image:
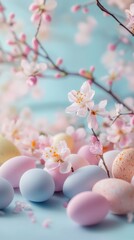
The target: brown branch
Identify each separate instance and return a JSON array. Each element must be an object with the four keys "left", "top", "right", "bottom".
[
  {"left": 91, "top": 128, "right": 110, "bottom": 178},
  {"left": 96, "top": 0, "right": 134, "bottom": 36},
  {"left": 100, "top": 155, "right": 110, "bottom": 178},
  {"left": 35, "top": 14, "right": 42, "bottom": 38}
]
